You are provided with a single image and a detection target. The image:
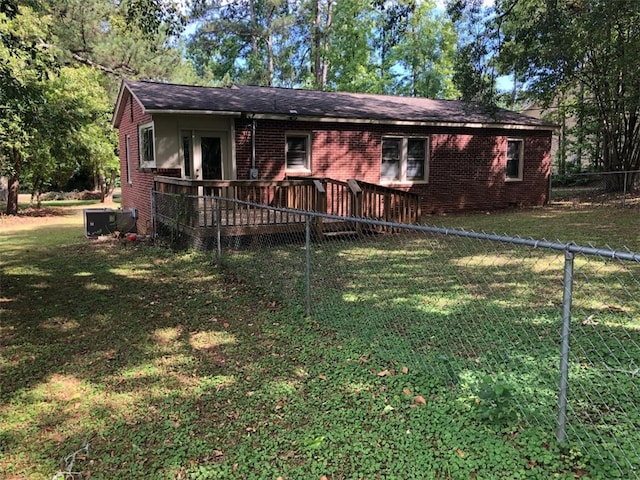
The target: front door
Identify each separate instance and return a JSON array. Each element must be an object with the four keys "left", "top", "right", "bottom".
[
  {"left": 194, "top": 132, "right": 227, "bottom": 180},
  {"left": 201, "top": 136, "right": 222, "bottom": 180}
]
